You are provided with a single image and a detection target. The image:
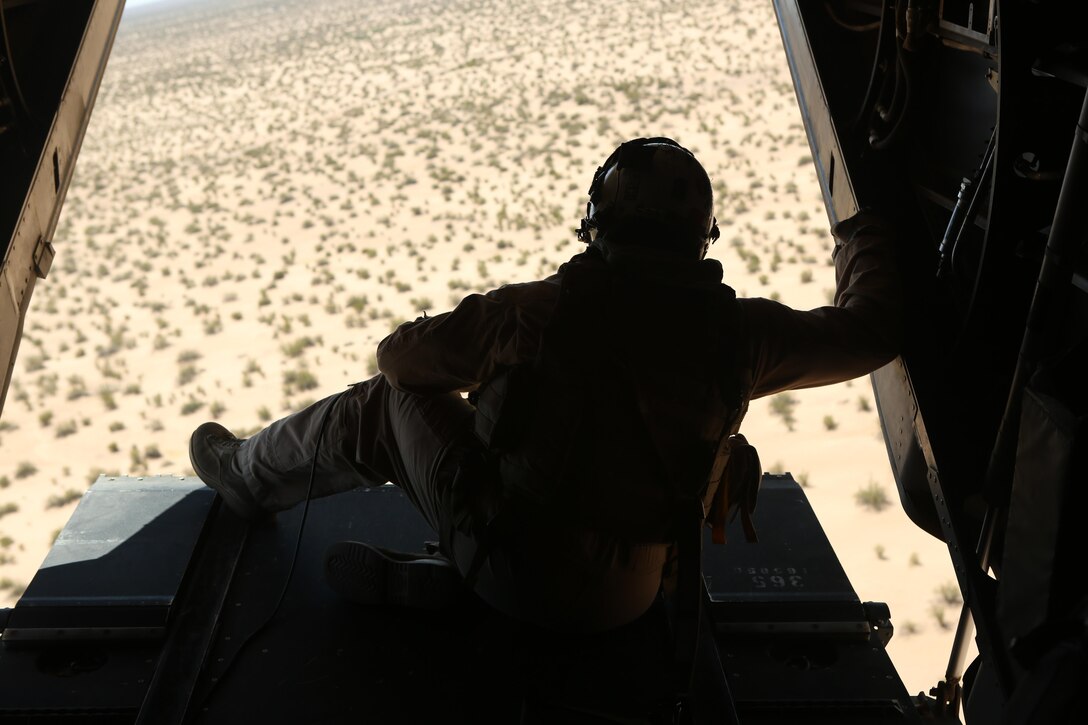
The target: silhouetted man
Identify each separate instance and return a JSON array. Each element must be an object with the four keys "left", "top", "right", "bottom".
[{"left": 189, "top": 137, "right": 902, "bottom": 631}]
